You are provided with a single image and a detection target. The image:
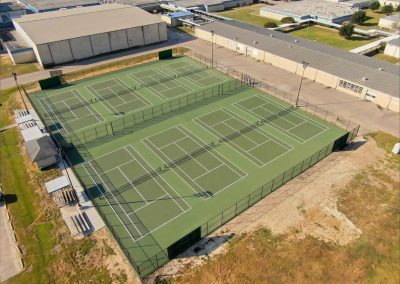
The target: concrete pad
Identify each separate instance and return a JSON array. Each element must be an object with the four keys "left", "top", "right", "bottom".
[{"left": 0, "top": 202, "right": 23, "bottom": 282}]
